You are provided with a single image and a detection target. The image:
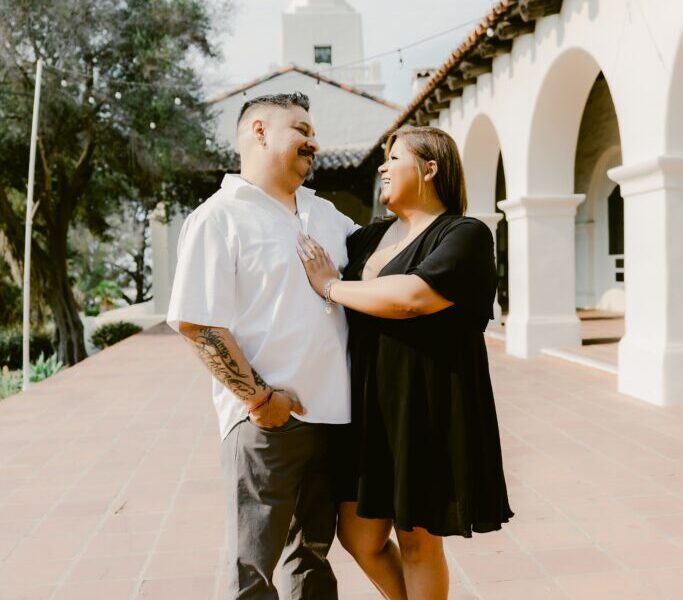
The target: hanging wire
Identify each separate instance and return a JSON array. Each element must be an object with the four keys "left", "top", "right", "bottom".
[{"left": 319, "top": 14, "right": 487, "bottom": 75}]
